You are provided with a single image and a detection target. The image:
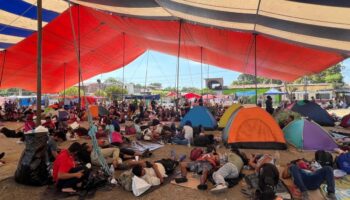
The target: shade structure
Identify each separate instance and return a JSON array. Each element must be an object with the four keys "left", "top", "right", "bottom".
[
  {"left": 283, "top": 119, "right": 338, "bottom": 151},
  {"left": 183, "top": 93, "right": 201, "bottom": 99},
  {"left": 218, "top": 104, "right": 242, "bottom": 129},
  {"left": 340, "top": 114, "right": 350, "bottom": 128},
  {"left": 0, "top": 2, "right": 349, "bottom": 93},
  {"left": 180, "top": 106, "right": 217, "bottom": 129},
  {"left": 264, "top": 88, "right": 286, "bottom": 95},
  {"left": 289, "top": 101, "right": 335, "bottom": 126},
  {"left": 223, "top": 107, "right": 286, "bottom": 150}
]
